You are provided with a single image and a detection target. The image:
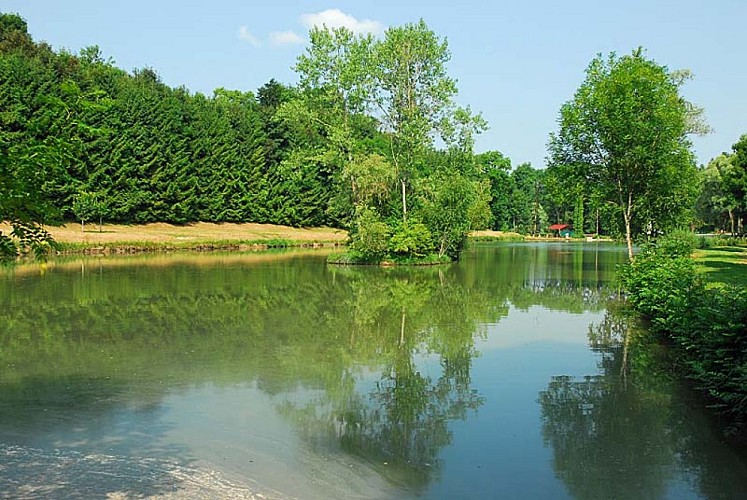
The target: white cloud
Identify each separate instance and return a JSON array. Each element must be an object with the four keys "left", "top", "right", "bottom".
[
  {"left": 238, "top": 10, "right": 382, "bottom": 50},
  {"left": 300, "top": 8, "right": 384, "bottom": 35},
  {"left": 269, "top": 30, "right": 305, "bottom": 46},
  {"left": 237, "top": 26, "right": 261, "bottom": 47}
]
